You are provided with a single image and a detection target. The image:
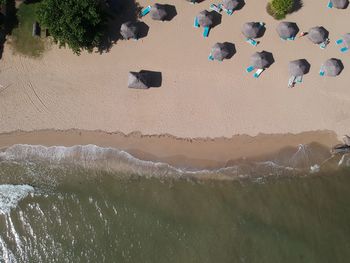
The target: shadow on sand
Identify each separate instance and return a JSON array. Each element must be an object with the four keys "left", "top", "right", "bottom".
[{"left": 0, "top": 0, "right": 18, "bottom": 59}]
